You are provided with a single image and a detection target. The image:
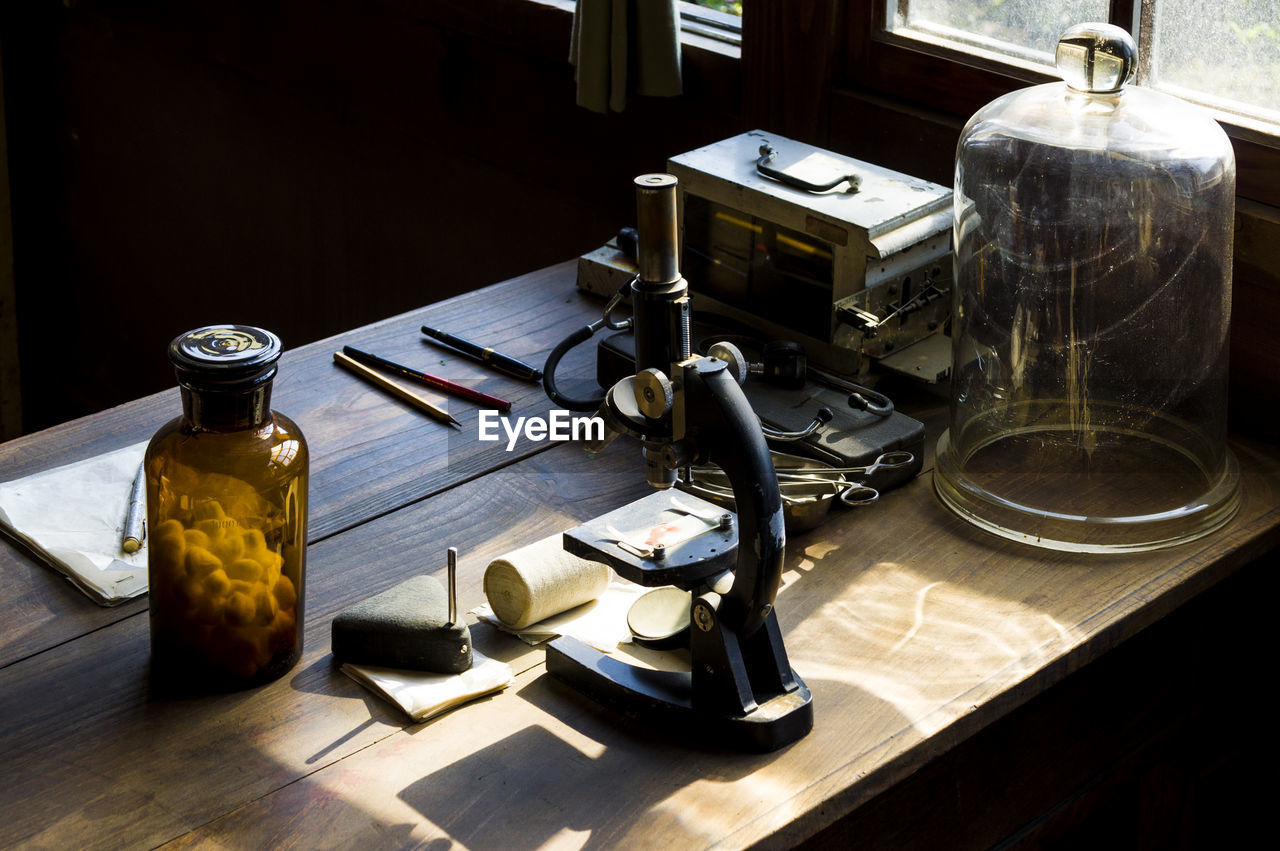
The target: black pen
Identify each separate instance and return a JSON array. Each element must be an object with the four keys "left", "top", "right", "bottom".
[{"left": 421, "top": 325, "right": 543, "bottom": 382}]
